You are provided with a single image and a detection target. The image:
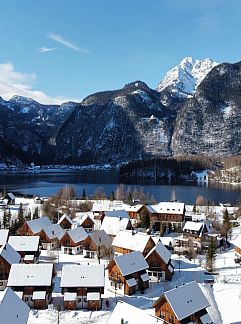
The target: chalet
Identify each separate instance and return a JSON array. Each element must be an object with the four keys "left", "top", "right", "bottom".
[
  {"left": 153, "top": 281, "right": 213, "bottom": 324},
  {"left": 100, "top": 211, "right": 133, "bottom": 240},
  {"left": 107, "top": 251, "right": 150, "bottom": 296},
  {"left": 7, "top": 263, "right": 54, "bottom": 309},
  {"left": 8, "top": 236, "right": 40, "bottom": 263},
  {"left": 60, "top": 227, "right": 88, "bottom": 255},
  {"left": 83, "top": 230, "right": 112, "bottom": 259},
  {"left": 75, "top": 213, "right": 95, "bottom": 233},
  {"left": 122, "top": 204, "right": 144, "bottom": 219},
  {"left": 61, "top": 264, "right": 105, "bottom": 310},
  {"left": 4, "top": 192, "right": 16, "bottom": 205},
  {"left": 183, "top": 221, "right": 209, "bottom": 239},
  {"left": 0, "top": 243, "right": 21, "bottom": 289},
  {"left": 108, "top": 300, "right": 163, "bottom": 324},
  {"left": 112, "top": 230, "right": 156, "bottom": 257},
  {"left": 234, "top": 234, "right": 241, "bottom": 262},
  {"left": 0, "top": 229, "right": 9, "bottom": 247},
  {"left": 38, "top": 224, "right": 65, "bottom": 250},
  {"left": 145, "top": 242, "right": 174, "bottom": 281},
  {"left": 92, "top": 200, "right": 111, "bottom": 220},
  {"left": 58, "top": 213, "right": 73, "bottom": 229},
  {"left": 0, "top": 287, "right": 30, "bottom": 324},
  {"left": 147, "top": 202, "right": 185, "bottom": 233},
  {"left": 18, "top": 216, "right": 52, "bottom": 236}
]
